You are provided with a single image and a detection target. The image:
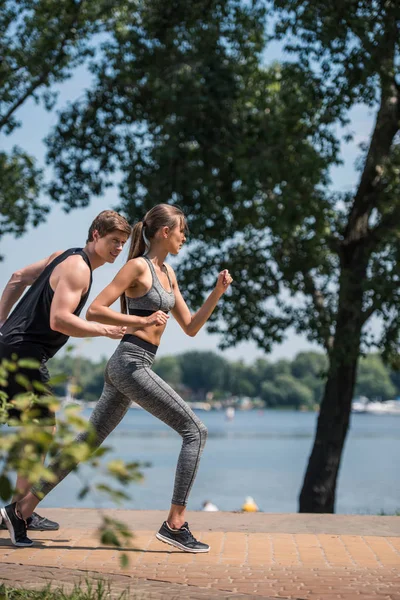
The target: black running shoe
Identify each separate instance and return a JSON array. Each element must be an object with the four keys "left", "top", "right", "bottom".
[
  {"left": 0, "top": 503, "right": 33, "bottom": 547},
  {"left": 27, "top": 512, "right": 59, "bottom": 531},
  {"left": 156, "top": 521, "right": 210, "bottom": 553}
]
